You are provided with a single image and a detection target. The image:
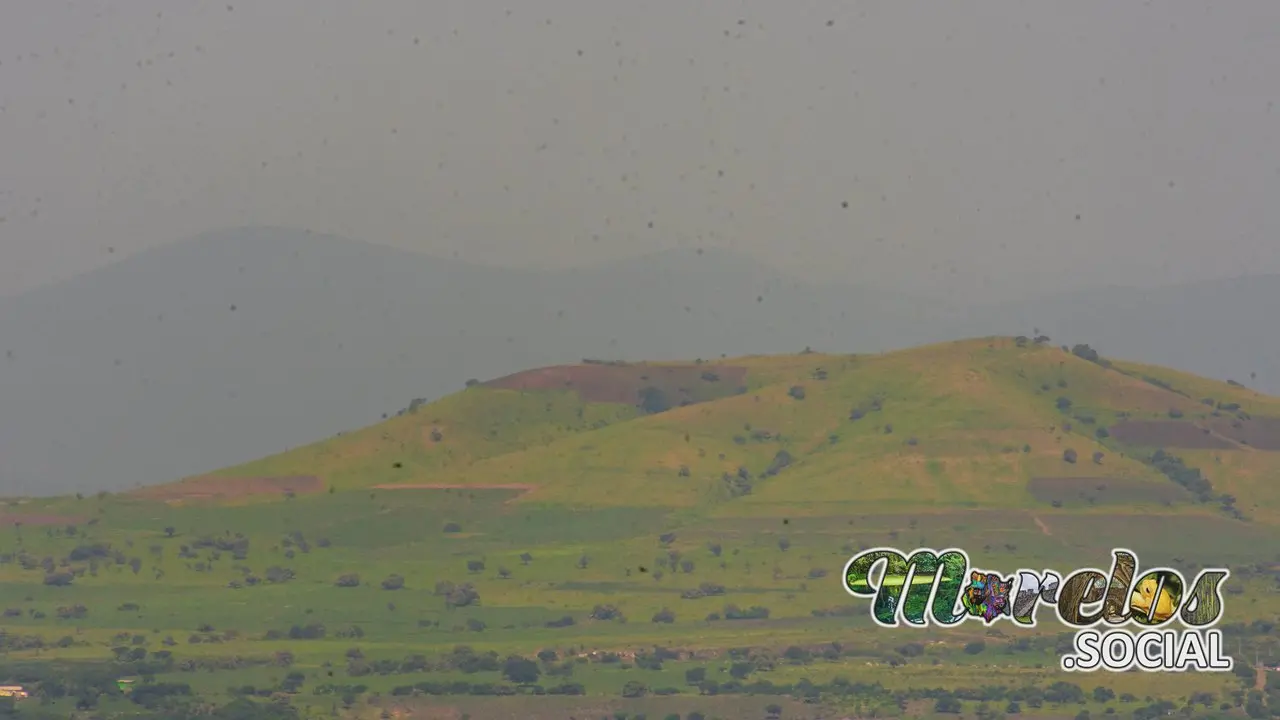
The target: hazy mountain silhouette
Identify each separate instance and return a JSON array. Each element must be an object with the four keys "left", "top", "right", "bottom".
[
  {"left": 0, "top": 228, "right": 943, "bottom": 495},
  {"left": 1, "top": 226, "right": 1276, "bottom": 496}
]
